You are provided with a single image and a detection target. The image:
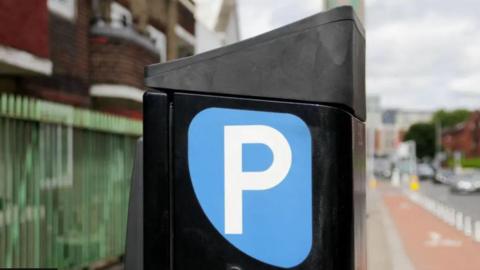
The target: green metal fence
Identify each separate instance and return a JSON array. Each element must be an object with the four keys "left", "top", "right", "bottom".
[{"left": 0, "top": 94, "right": 142, "bottom": 269}]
